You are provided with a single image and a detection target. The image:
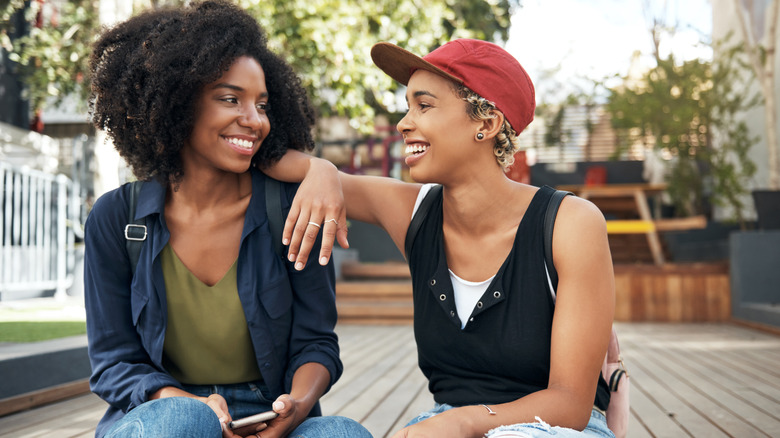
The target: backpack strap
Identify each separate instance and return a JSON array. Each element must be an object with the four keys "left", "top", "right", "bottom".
[
  {"left": 265, "top": 176, "right": 285, "bottom": 260},
  {"left": 125, "top": 181, "right": 147, "bottom": 277},
  {"left": 124, "top": 177, "right": 287, "bottom": 277},
  {"left": 542, "top": 187, "right": 573, "bottom": 302},
  {"left": 404, "top": 184, "right": 443, "bottom": 260}
]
